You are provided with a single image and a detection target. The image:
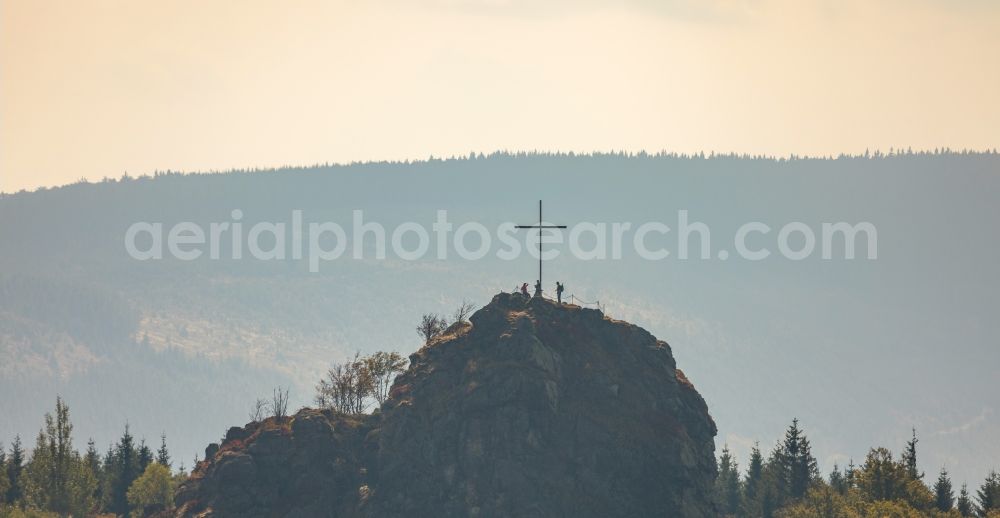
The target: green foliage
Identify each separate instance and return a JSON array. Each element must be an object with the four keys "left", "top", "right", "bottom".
[
  {"left": 137, "top": 439, "right": 153, "bottom": 472},
  {"left": 855, "top": 448, "right": 910, "bottom": 502},
  {"left": 20, "top": 398, "right": 96, "bottom": 516},
  {"left": 742, "top": 443, "right": 765, "bottom": 516},
  {"left": 127, "top": 462, "right": 175, "bottom": 515},
  {"left": 862, "top": 498, "right": 925, "bottom": 518},
  {"left": 416, "top": 313, "right": 448, "bottom": 343},
  {"left": 852, "top": 447, "right": 934, "bottom": 511},
  {"left": 5, "top": 436, "right": 25, "bottom": 505},
  {"left": 81, "top": 439, "right": 102, "bottom": 509},
  {"left": 0, "top": 505, "right": 60, "bottom": 518},
  {"left": 752, "top": 418, "right": 821, "bottom": 516},
  {"left": 106, "top": 424, "right": 142, "bottom": 516},
  {"left": 365, "top": 351, "right": 408, "bottom": 405},
  {"left": 315, "top": 351, "right": 408, "bottom": 414},
  {"left": 783, "top": 420, "right": 820, "bottom": 499},
  {"left": 830, "top": 465, "right": 848, "bottom": 495},
  {"left": 957, "top": 484, "right": 975, "bottom": 516},
  {"left": 775, "top": 484, "right": 859, "bottom": 518},
  {"left": 0, "top": 458, "right": 8, "bottom": 506},
  {"left": 714, "top": 423, "right": 994, "bottom": 518},
  {"left": 902, "top": 429, "right": 923, "bottom": 481},
  {"left": 1, "top": 398, "right": 184, "bottom": 516},
  {"left": 156, "top": 434, "right": 171, "bottom": 469},
  {"left": 978, "top": 471, "right": 1000, "bottom": 516},
  {"left": 715, "top": 445, "right": 740, "bottom": 515},
  {"left": 935, "top": 468, "right": 955, "bottom": 511}
]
